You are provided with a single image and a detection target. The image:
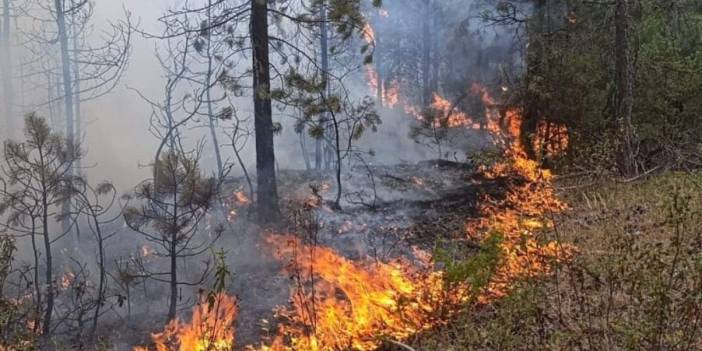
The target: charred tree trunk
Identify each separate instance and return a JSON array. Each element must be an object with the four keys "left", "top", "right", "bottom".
[
  {"left": 168, "top": 237, "right": 177, "bottom": 321},
  {"left": 615, "top": 0, "right": 636, "bottom": 175},
  {"left": 250, "top": 0, "right": 280, "bottom": 222},
  {"left": 1, "top": 0, "right": 12, "bottom": 139}
]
